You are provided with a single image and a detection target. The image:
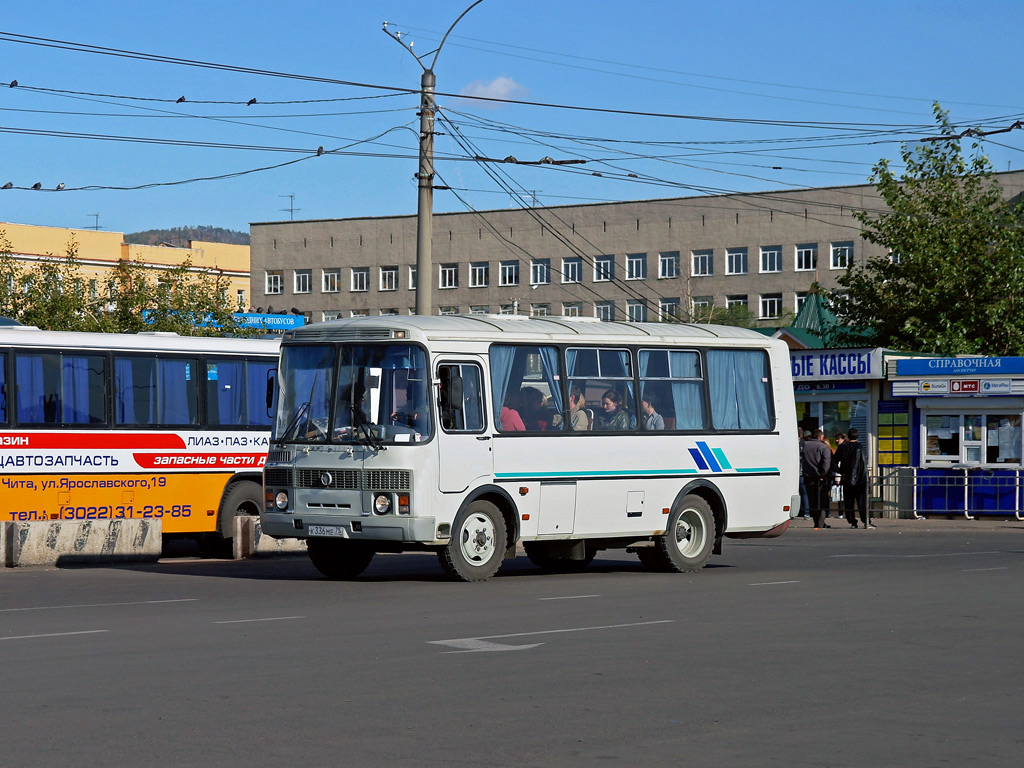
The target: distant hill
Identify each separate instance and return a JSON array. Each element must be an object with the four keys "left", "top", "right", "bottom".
[{"left": 124, "top": 226, "right": 250, "bottom": 247}]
